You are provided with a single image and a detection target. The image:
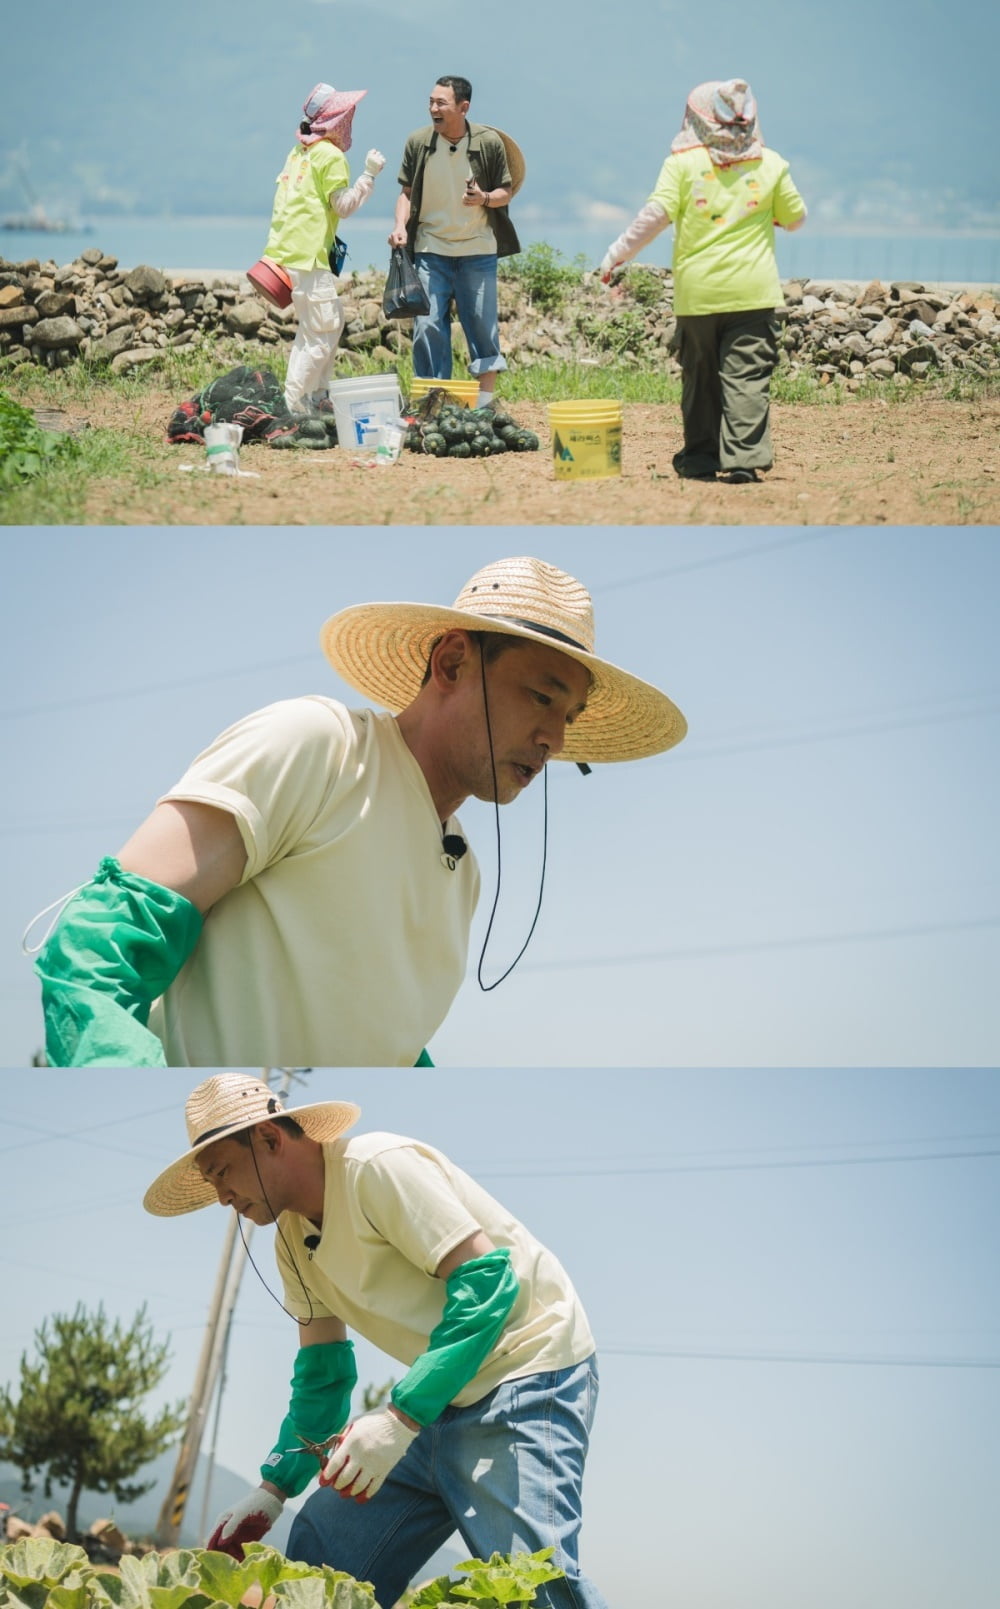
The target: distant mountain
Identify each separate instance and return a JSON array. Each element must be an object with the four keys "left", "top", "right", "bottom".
[{"left": 1, "top": 0, "right": 997, "bottom": 230}]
